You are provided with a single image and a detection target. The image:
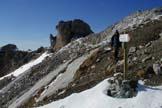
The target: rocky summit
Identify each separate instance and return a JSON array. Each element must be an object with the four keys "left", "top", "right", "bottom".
[
  {"left": 51, "top": 19, "right": 93, "bottom": 50},
  {"left": 0, "top": 7, "right": 162, "bottom": 108}
]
